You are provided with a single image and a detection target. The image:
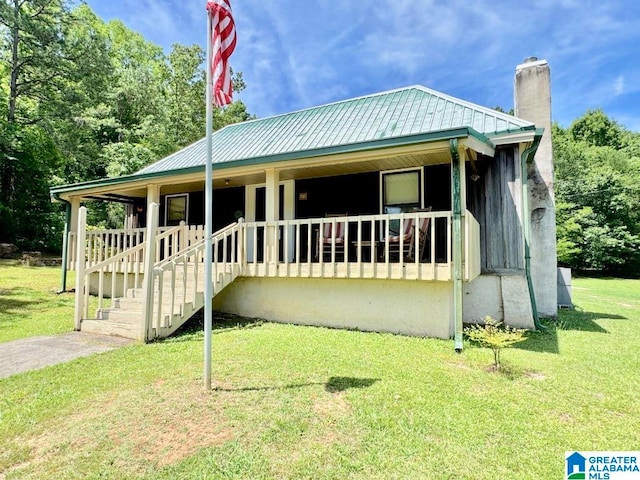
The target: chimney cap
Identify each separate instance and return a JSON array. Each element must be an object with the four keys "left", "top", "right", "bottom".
[{"left": 516, "top": 57, "right": 548, "bottom": 71}]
